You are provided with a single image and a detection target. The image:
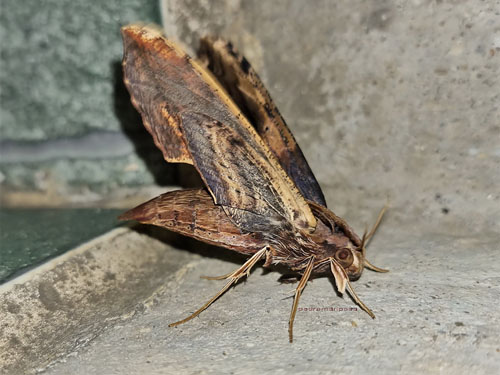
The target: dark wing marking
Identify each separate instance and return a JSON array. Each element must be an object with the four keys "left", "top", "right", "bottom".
[
  {"left": 198, "top": 37, "right": 327, "bottom": 207},
  {"left": 119, "top": 189, "right": 266, "bottom": 255},
  {"left": 121, "top": 25, "right": 316, "bottom": 233}
]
